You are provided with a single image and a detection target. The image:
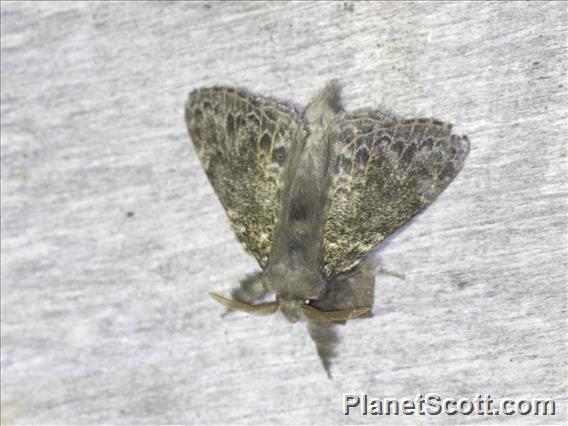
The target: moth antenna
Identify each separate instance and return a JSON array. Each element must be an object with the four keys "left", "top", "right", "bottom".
[
  {"left": 301, "top": 305, "right": 371, "bottom": 322},
  {"left": 209, "top": 292, "right": 279, "bottom": 316}
]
